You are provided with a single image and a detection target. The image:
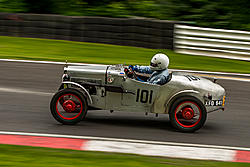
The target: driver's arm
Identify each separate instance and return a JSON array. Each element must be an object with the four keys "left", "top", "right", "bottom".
[{"left": 133, "top": 65, "right": 153, "bottom": 74}]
